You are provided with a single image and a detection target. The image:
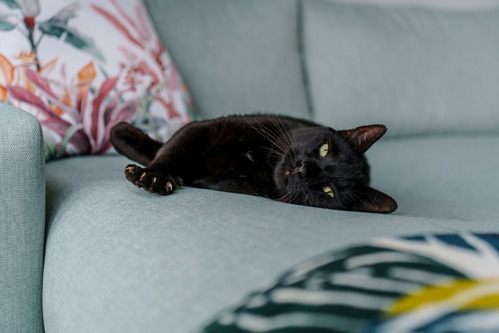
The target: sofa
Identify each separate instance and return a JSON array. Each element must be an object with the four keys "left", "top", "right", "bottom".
[{"left": 1, "top": 0, "right": 499, "bottom": 332}]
